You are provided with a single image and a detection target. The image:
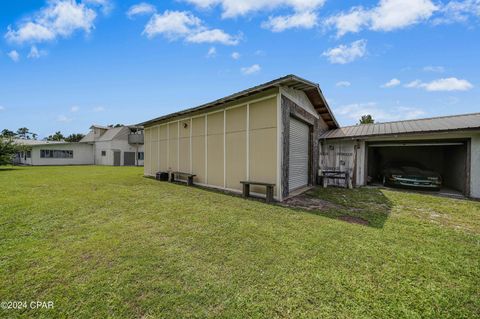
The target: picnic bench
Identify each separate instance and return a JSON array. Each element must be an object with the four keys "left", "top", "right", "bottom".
[
  {"left": 240, "top": 181, "right": 275, "bottom": 203},
  {"left": 170, "top": 171, "right": 196, "bottom": 186},
  {"left": 319, "top": 170, "right": 352, "bottom": 189}
]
